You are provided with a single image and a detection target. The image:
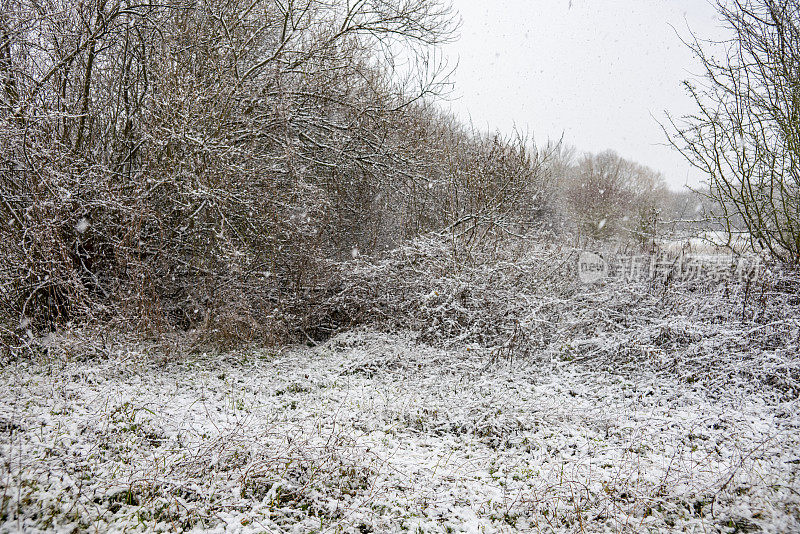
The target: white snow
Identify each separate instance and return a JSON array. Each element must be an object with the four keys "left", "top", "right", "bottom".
[{"left": 1, "top": 329, "right": 798, "bottom": 533}]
